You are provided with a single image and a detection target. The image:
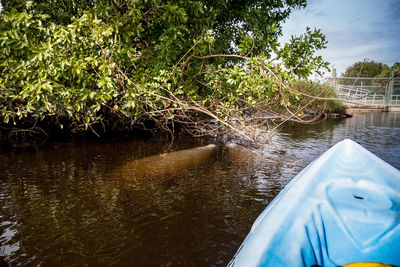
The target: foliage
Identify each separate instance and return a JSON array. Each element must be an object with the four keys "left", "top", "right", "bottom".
[
  {"left": 378, "top": 62, "right": 400, "bottom": 78},
  {"left": 0, "top": 0, "right": 331, "bottom": 144},
  {"left": 277, "top": 27, "right": 329, "bottom": 78},
  {"left": 341, "top": 60, "right": 391, "bottom": 78},
  {"left": 289, "top": 80, "right": 346, "bottom": 114}
]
